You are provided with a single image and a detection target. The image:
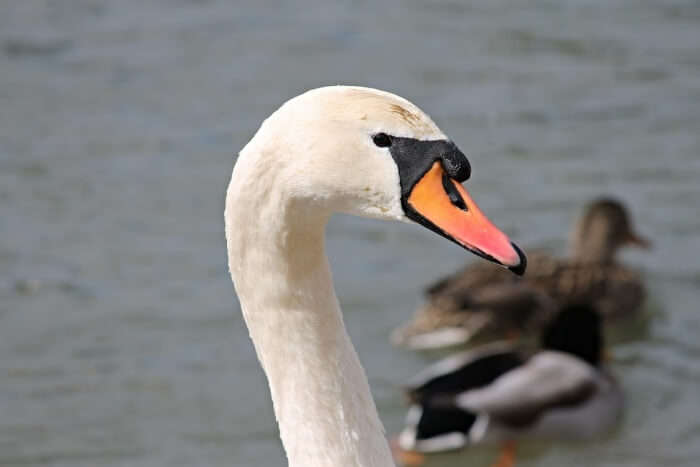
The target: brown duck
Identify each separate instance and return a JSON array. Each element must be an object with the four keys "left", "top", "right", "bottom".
[{"left": 391, "top": 198, "right": 650, "bottom": 350}]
